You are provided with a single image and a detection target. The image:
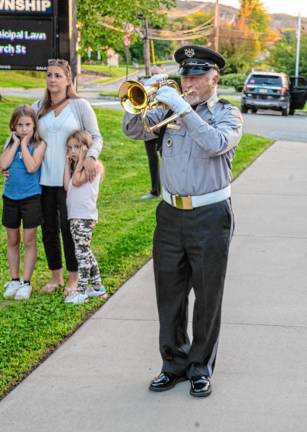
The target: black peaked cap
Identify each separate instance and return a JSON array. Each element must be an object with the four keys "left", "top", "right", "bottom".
[{"left": 174, "top": 45, "right": 225, "bottom": 76}]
